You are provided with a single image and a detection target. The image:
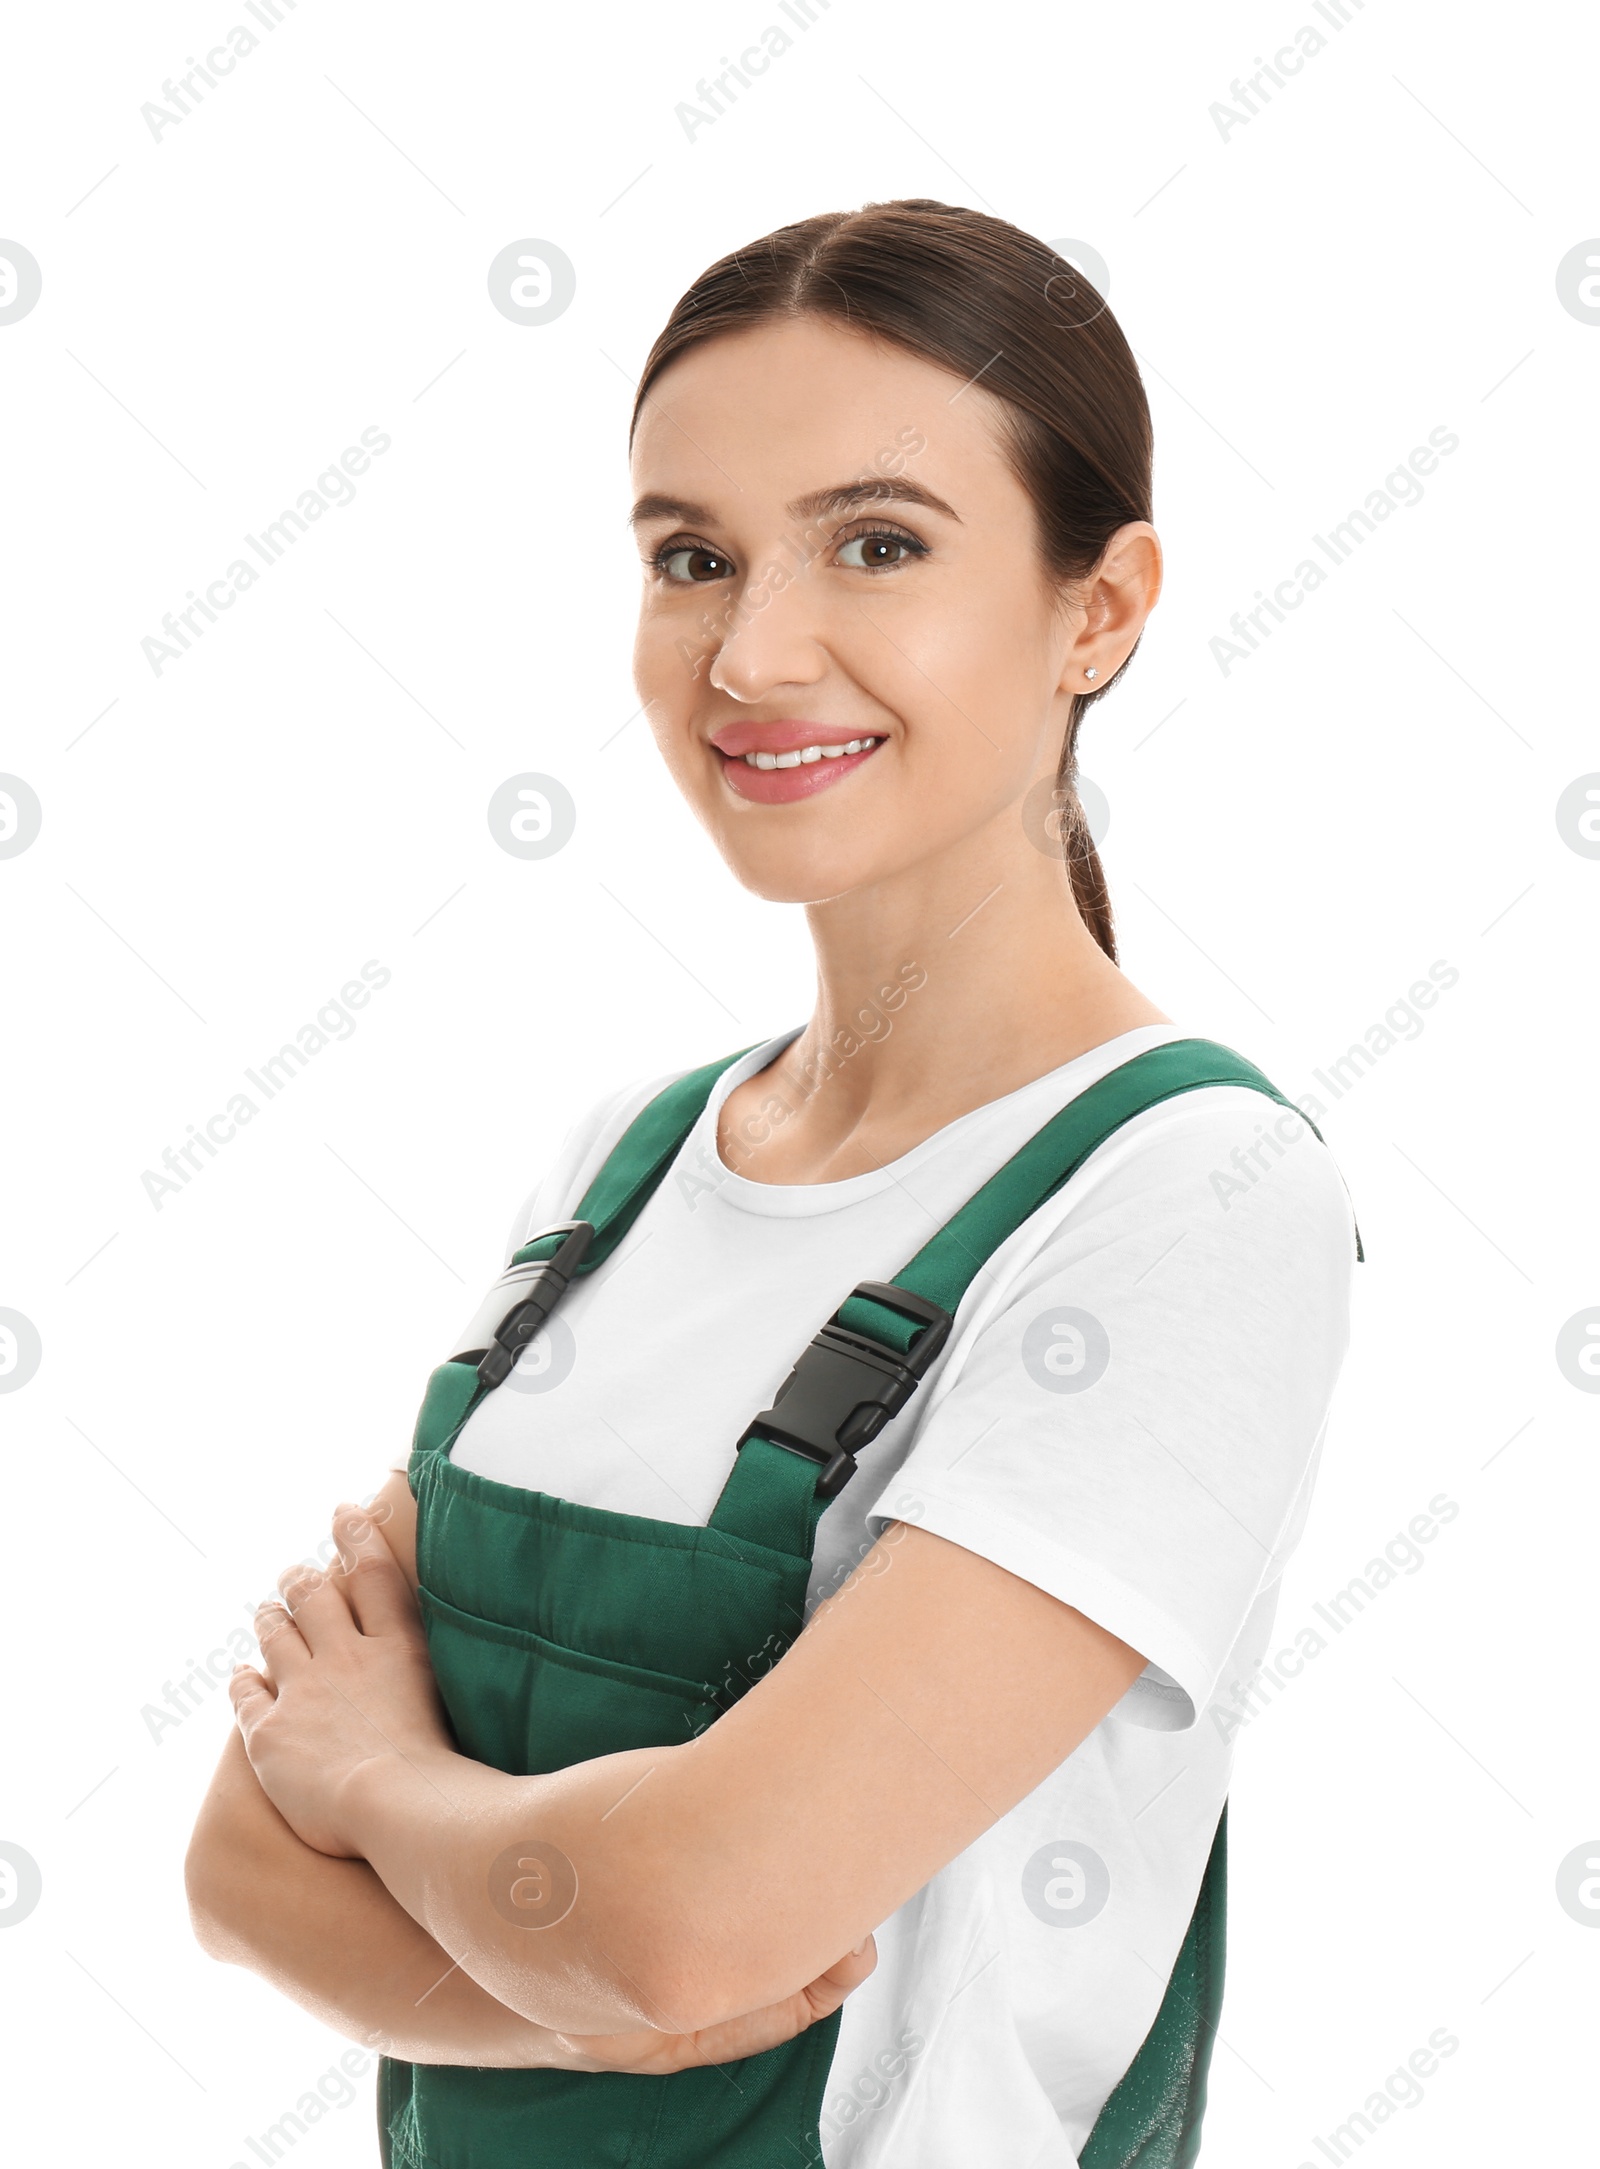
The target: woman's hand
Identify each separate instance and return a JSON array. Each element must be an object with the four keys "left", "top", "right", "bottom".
[
  {"left": 226, "top": 1491, "right": 878, "bottom": 2068},
  {"left": 229, "top": 1503, "right": 457, "bottom": 1858},
  {"left": 549, "top": 1936, "right": 878, "bottom": 2074}
]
